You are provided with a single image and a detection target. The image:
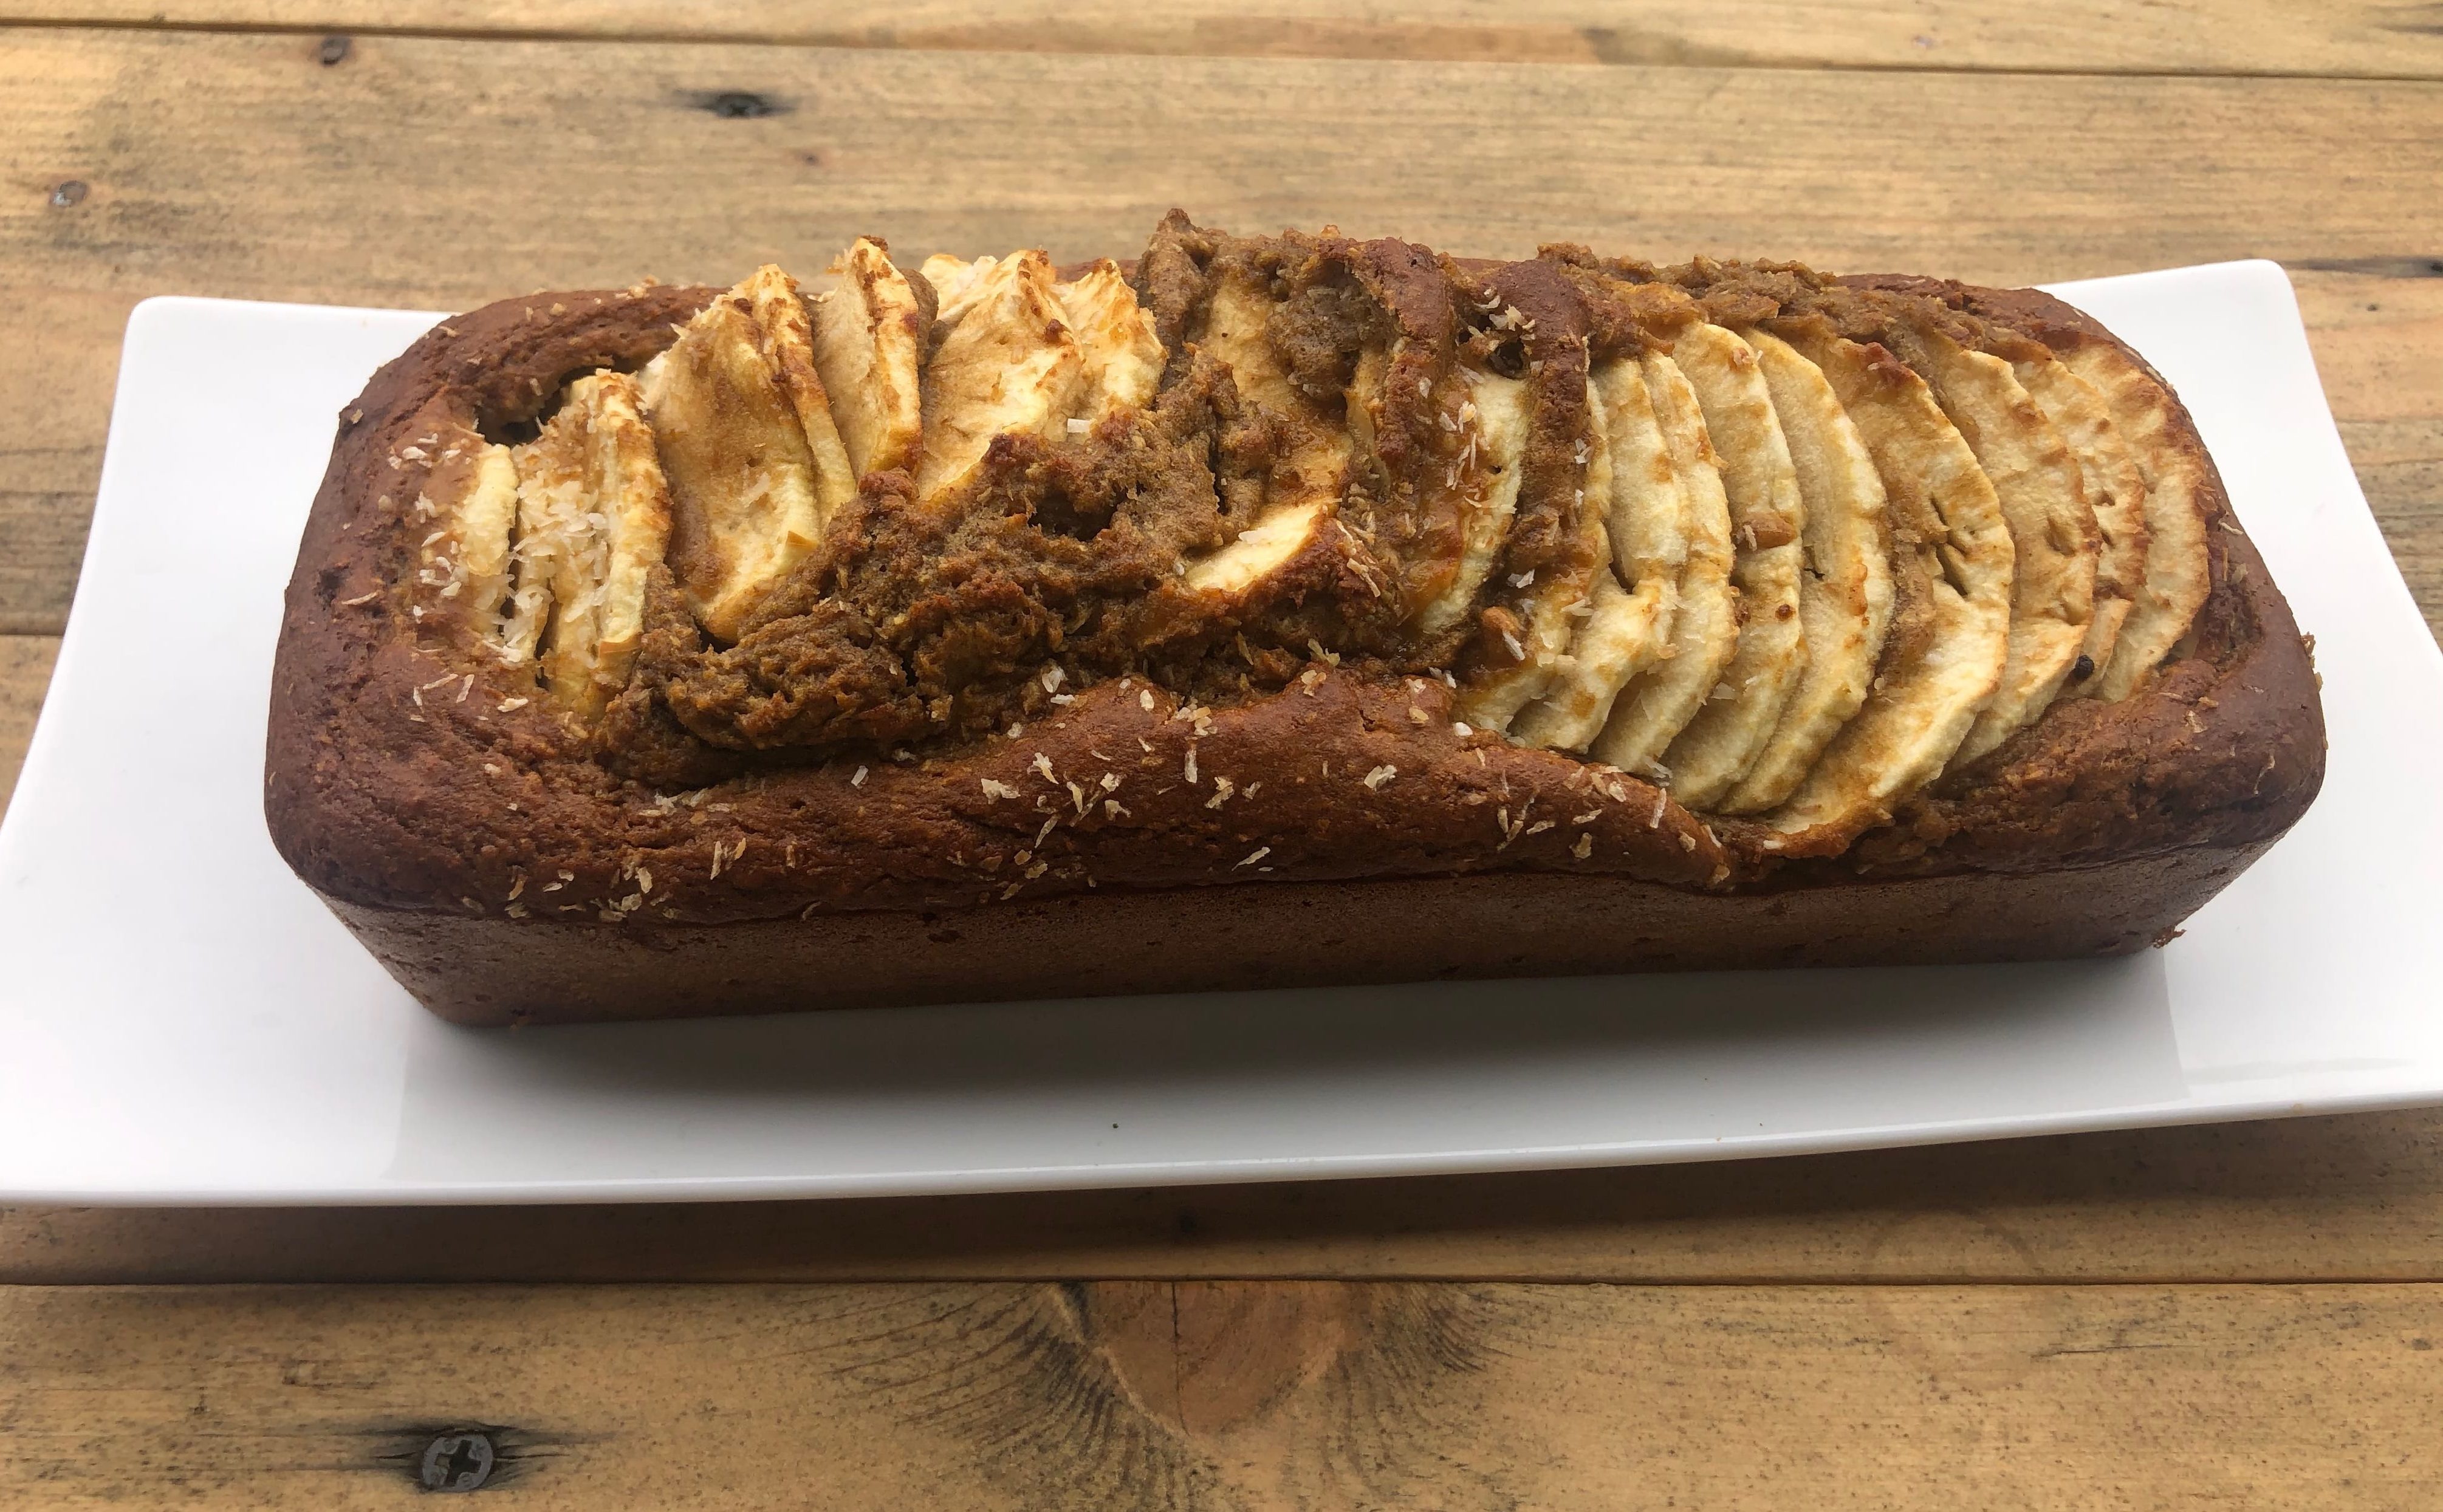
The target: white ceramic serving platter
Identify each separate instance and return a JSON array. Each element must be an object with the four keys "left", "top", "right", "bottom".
[{"left": 1, "top": 261, "right": 2438, "bottom": 1204}]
